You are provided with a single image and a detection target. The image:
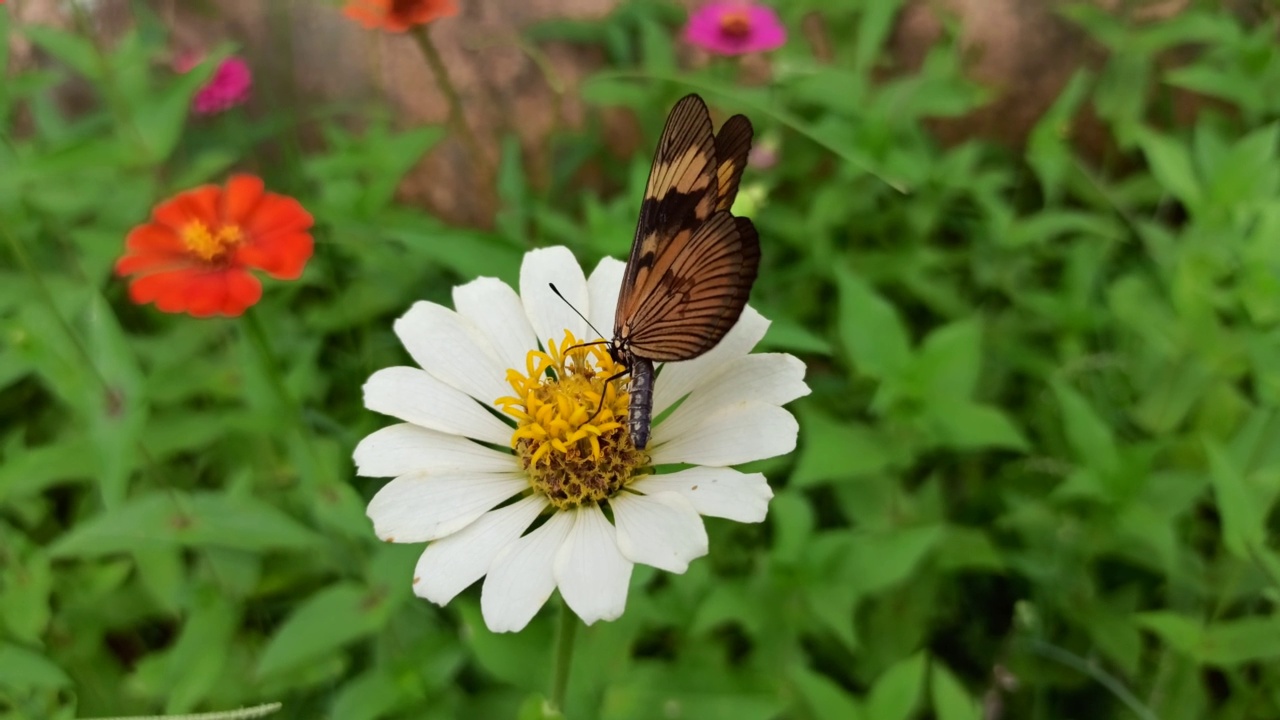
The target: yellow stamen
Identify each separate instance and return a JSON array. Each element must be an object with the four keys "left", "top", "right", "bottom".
[
  {"left": 181, "top": 221, "right": 244, "bottom": 262},
  {"left": 496, "top": 330, "right": 645, "bottom": 509}
]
